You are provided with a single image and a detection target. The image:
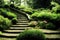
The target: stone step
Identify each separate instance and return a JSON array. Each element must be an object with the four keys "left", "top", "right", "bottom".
[
  {"left": 18, "top": 17, "right": 27, "bottom": 19},
  {"left": 17, "top": 20, "right": 28, "bottom": 21},
  {"left": 12, "top": 25, "right": 28, "bottom": 27},
  {"left": 45, "top": 34, "right": 60, "bottom": 39},
  {"left": 18, "top": 19, "right": 28, "bottom": 21},
  {"left": 17, "top": 15, "right": 25, "bottom": 17},
  {"left": 16, "top": 23, "right": 29, "bottom": 25},
  {"left": 0, "top": 33, "right": 19, "bottom": 38},
  {"left": 17, "top": 22, "right": 29, "bottom": 24},
  {"left": 18, "top": 21, "right": 28, "bottom": 23},
  {"left": 39, "top": 29, "right": 60, "bottom": 34},
  {"left": 9, "top": 27, "right": 31, "bottom": 30},
  {"left": 3, "top": 30, "right": 24, "bottom": 33},
  {"left": 3, "top": 29, "right": 60, "bottom": 34},
  {"left": 17, "top": 17, "right": 27, "bottom": 19},
  {"left": 0, "top": 33, "right": 60, "bottom": 39}
]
